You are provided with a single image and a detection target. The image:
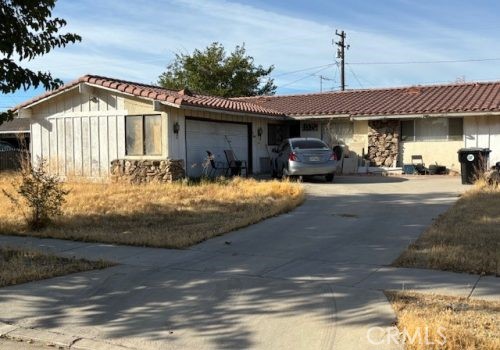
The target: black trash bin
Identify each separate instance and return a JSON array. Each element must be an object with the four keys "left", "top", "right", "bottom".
[{"left": 457, "top": 148, "right": 491, "bottom": 184}]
